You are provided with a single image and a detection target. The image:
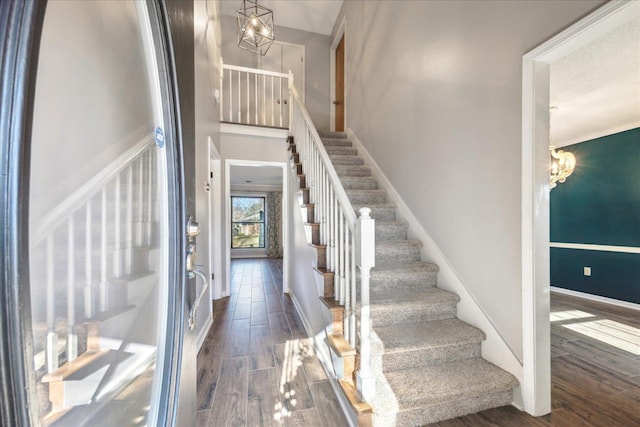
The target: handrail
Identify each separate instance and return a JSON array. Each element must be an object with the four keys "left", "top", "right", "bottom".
[
  {"left": 223, "top": 63, "right": 289, "bottom": 79},
  {"left": 289, "top": 81, "right": 376, "bottom": 402},
  {"left": 32, "top": 135, "right": 153, "bottom": 246}
]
